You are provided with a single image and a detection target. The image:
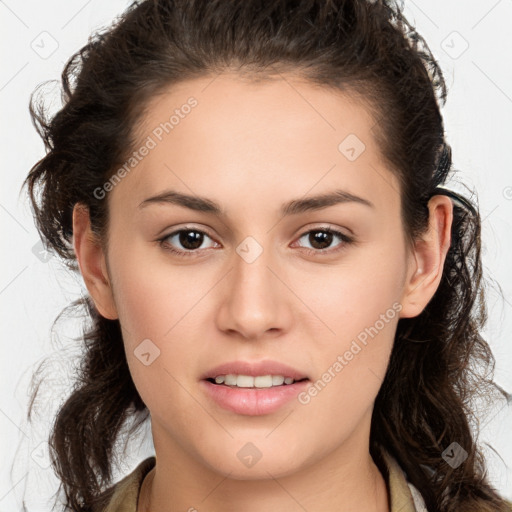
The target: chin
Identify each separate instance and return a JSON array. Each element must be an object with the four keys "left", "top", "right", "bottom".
[{"left": 197, "top": 438, "right": 313, "bottom": 480}]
